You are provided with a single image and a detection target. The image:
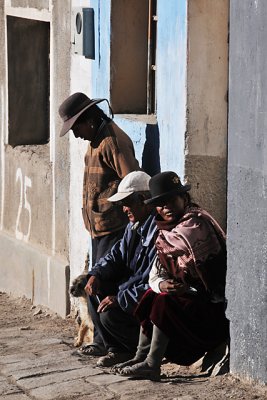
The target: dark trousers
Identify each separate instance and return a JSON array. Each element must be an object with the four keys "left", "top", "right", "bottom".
[
  {"left": 88, "top": 295, "right": 140, "bottom": 353},
  {"left": 91, "top": 228, "right": 125, "bottom": 265},
  {"left": 90, "top": 228, "right": 125, "bottom": 346}
]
